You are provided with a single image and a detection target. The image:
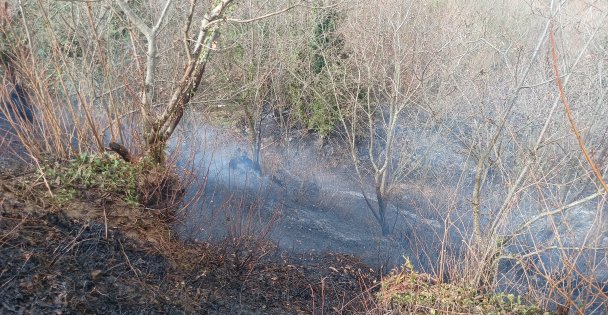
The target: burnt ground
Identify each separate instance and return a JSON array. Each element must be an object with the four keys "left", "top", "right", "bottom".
[{"left": 0, "top": 162, "right": 380, "bottom": 314}]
